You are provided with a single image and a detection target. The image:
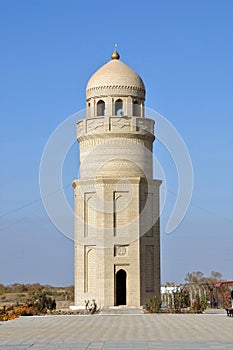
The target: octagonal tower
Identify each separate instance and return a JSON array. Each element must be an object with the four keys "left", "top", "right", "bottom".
[{"left": 73, "top": 49, "right": 161, "bottom": 308}]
